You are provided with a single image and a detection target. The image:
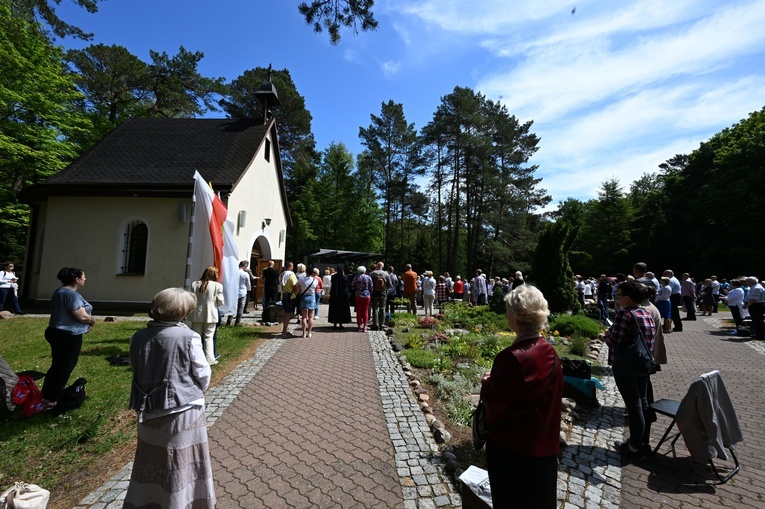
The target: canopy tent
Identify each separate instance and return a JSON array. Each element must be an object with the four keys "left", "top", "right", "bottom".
[{"left": 306, "top": 249, "right": 383, "bottom": 263}]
